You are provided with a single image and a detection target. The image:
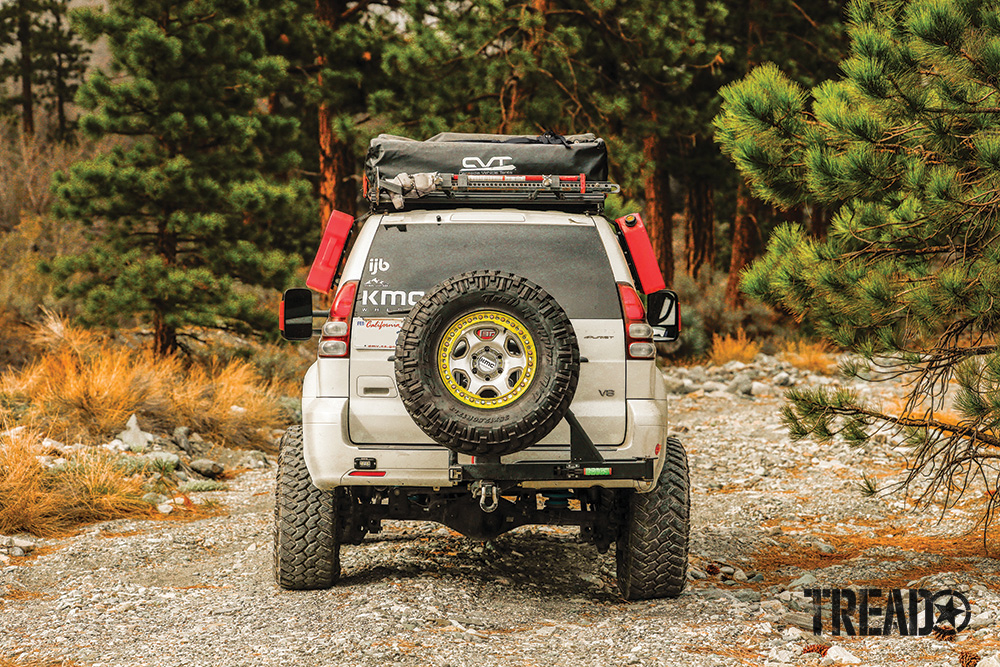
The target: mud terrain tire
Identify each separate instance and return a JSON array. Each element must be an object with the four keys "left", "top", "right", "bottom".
[
  {"left": 273, "top": 425, "right": 340, "bottom": 590},
  {"left": 616, "top": 436, "right": 690, "bottom": 600},
  {"left": 395, "top": 270, "right": 579, "bottom": 457}
]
